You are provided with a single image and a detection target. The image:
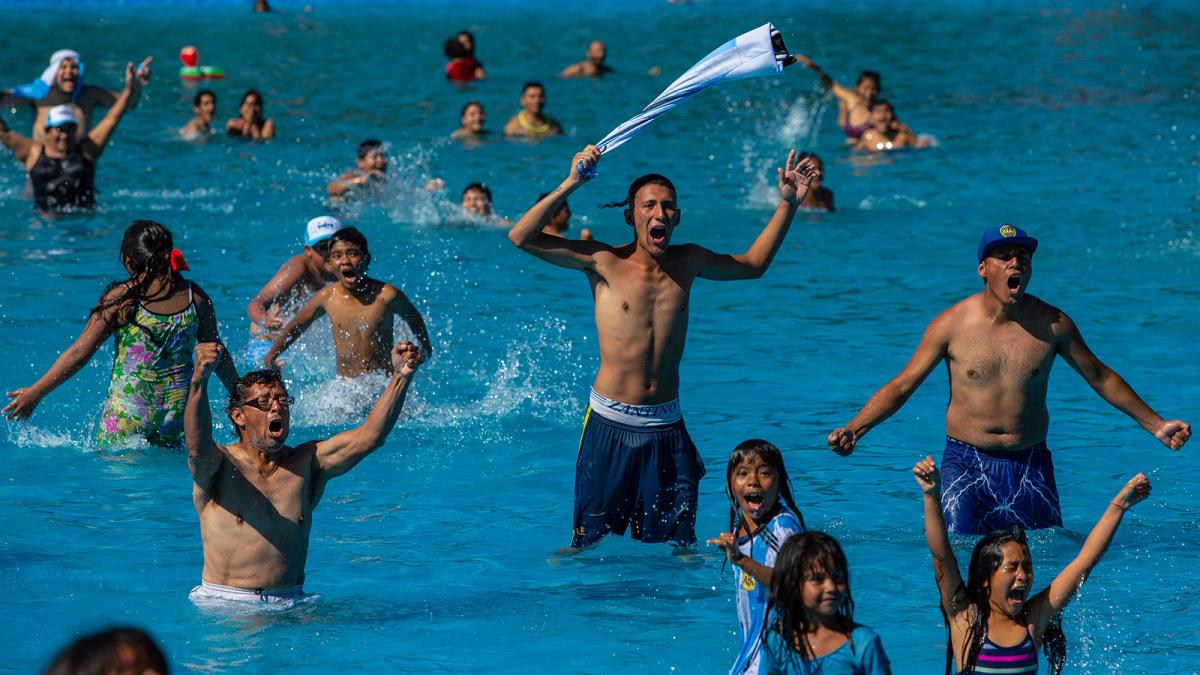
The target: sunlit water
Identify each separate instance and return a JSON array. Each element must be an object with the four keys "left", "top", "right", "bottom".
[{"left": 1, "top": 1, "right": 1198, "bottom": 673}]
